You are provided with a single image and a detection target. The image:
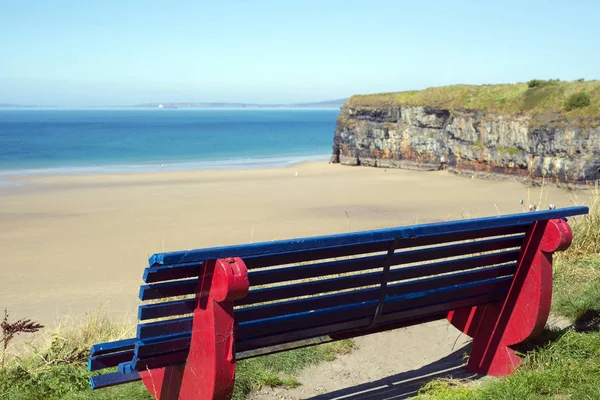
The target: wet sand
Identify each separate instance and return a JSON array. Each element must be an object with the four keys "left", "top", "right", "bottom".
[{"left": 0, "top": 162, "right": 586, "bottom": 326}]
